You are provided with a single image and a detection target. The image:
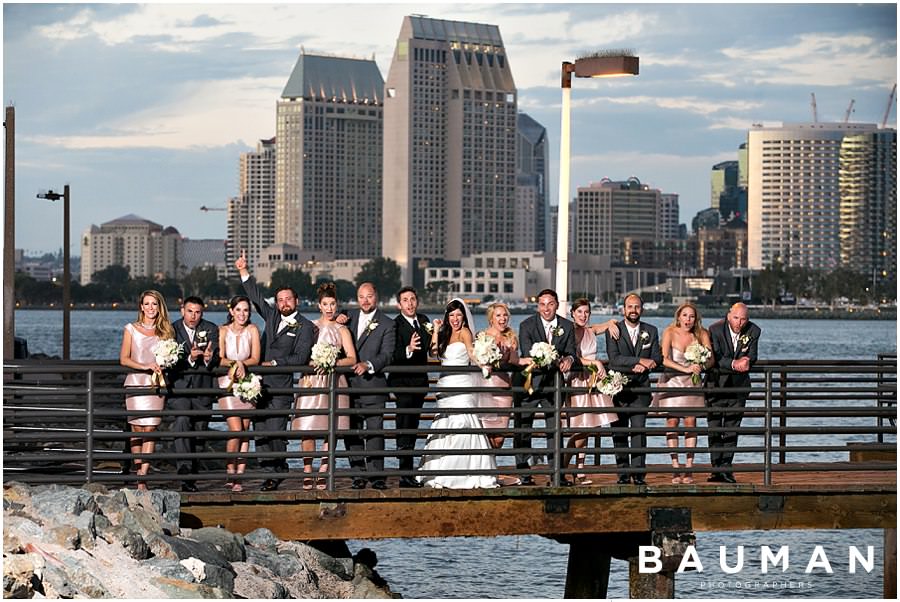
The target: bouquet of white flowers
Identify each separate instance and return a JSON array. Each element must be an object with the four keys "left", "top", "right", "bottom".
[
  {"left": 522, "top": 341, "right": 560, "bottom": 394},
  {"left": 232, "top": 373, "right": 263, "bottom": 404},
  {"left": 473, "top": 332, "right": 502, "bottom": 377},
  {"left": 683, "top": 341, "right": 712, "bottom": 385},
  {"left": 311, "top": 341, "right": 340, "bottom": 373},
  {"left": 152, "top": 338, "right": 182, "bottom": 369},
  {"left": 598, "top": 370, "right": 629, "bottom": 396}
]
